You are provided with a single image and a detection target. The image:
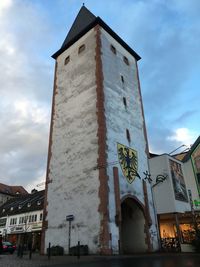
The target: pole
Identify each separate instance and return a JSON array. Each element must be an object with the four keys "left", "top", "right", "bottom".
[
  {"left": 68, "top": 220, "right": 71, "bottom": 254},
  {"left": 77, "top": 241, "right": 80, "bottom": 259},
  {"left": 174, "top": 213, "right": 182, "bottom": 246},
  {"left": 48, "top": 242, "right": 51, "bottom": 260}
]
